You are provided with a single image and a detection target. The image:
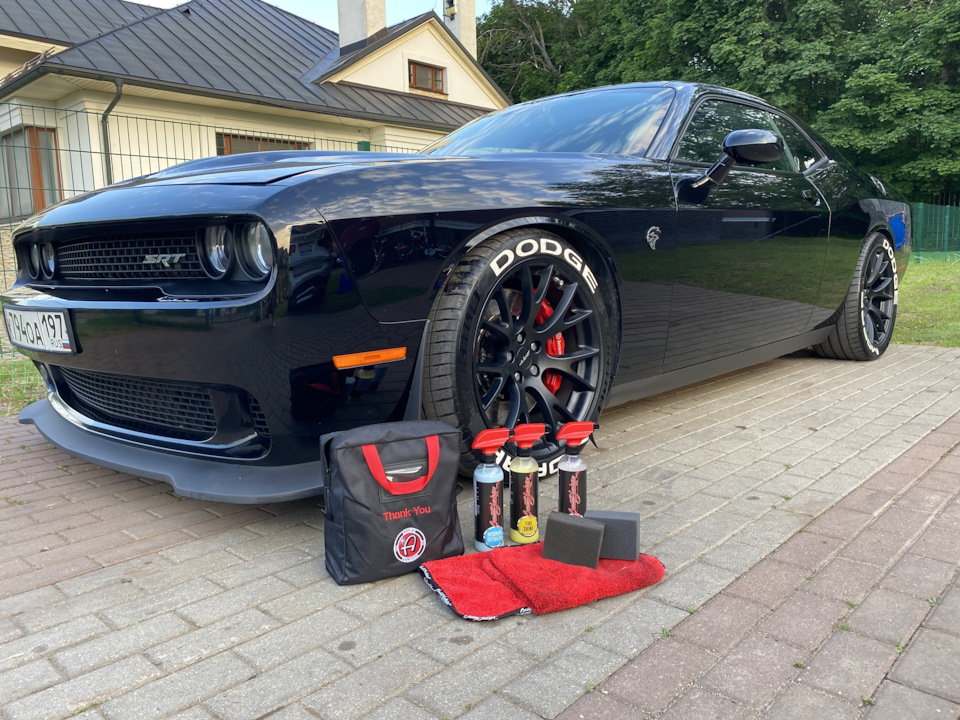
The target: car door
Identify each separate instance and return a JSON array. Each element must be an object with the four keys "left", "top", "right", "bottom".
[{"left": 663, "top": 98, "right": 831, "bottom": 372}]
